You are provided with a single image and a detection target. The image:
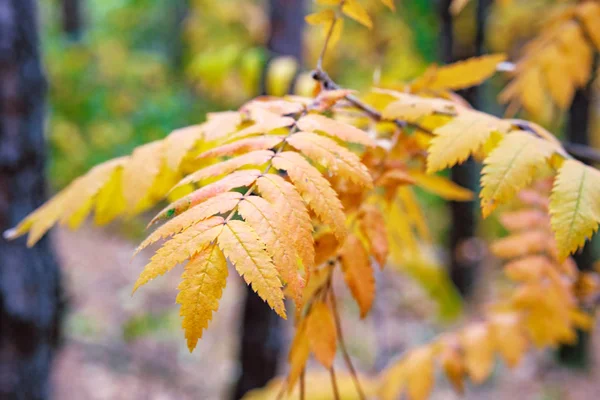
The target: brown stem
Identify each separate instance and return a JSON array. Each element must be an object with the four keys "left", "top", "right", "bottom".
[
  {"left": 312, "top": 69, "right": 600, "bottom": 164},
  {"left": 329, "top": 285, "right": 367, "bottom": 400},
  {"left": 299, "top": 368, "right": 306, "bottom": 400},
  {"left": 330, "top": 366, "right": 341, "bottom": 400}
]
